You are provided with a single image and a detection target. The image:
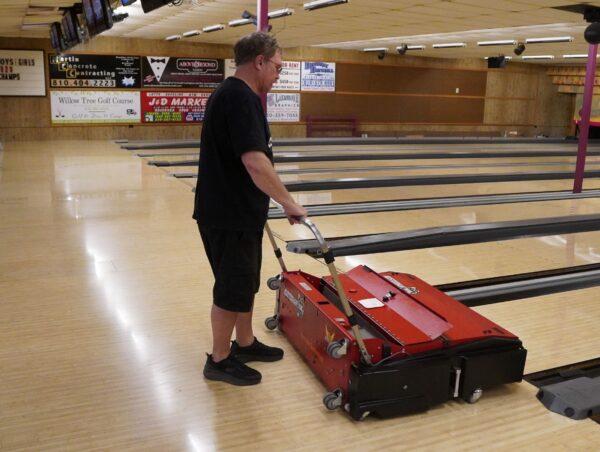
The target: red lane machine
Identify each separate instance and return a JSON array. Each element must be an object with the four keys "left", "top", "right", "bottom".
[{"left": 264, "top": 219, "right": 526, "bottom": 421}]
